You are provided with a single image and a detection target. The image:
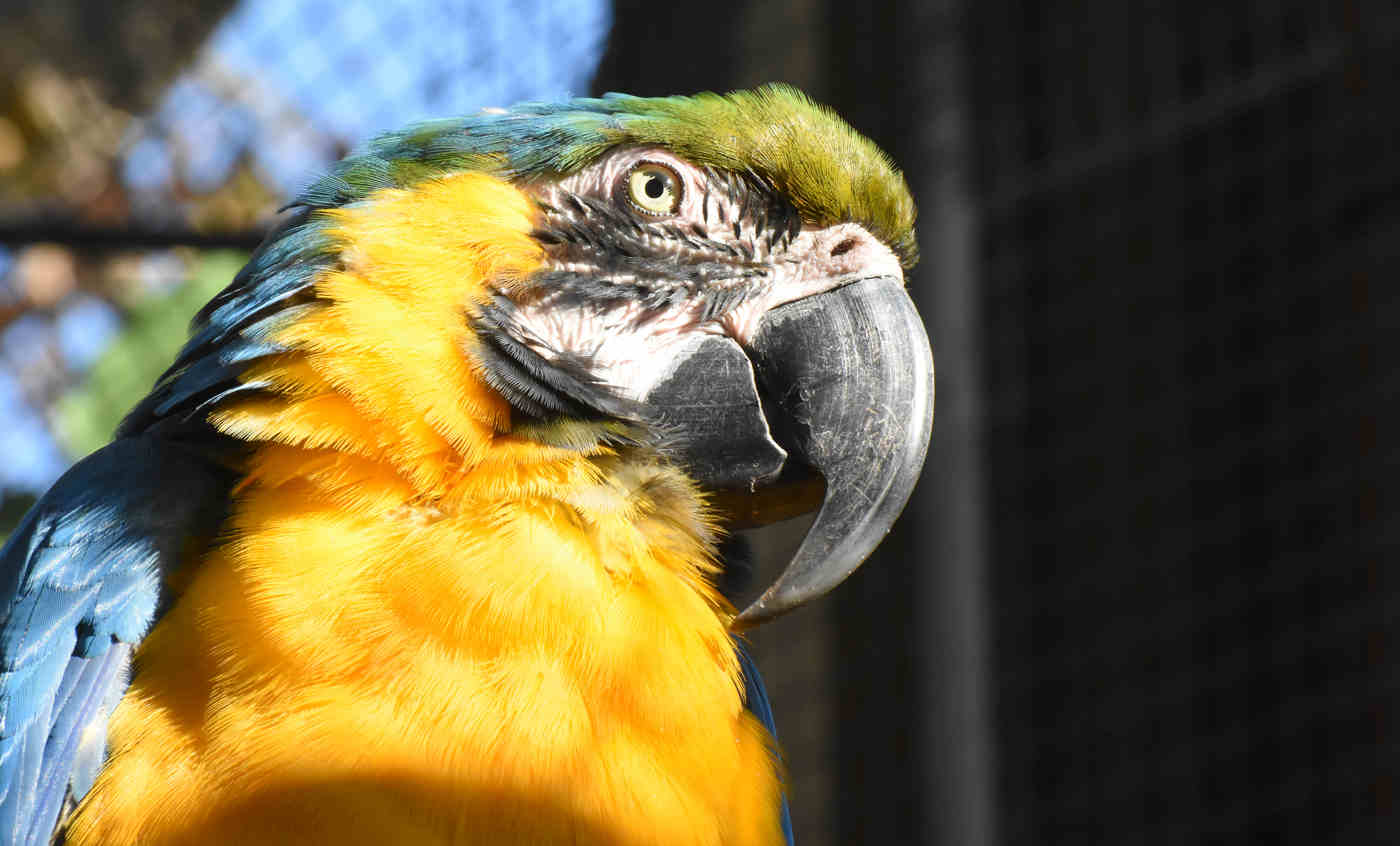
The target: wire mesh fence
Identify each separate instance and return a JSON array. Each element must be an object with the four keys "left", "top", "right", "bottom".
[{"left": 968, "top": 2, "right": 1393, "bottom": 842}]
